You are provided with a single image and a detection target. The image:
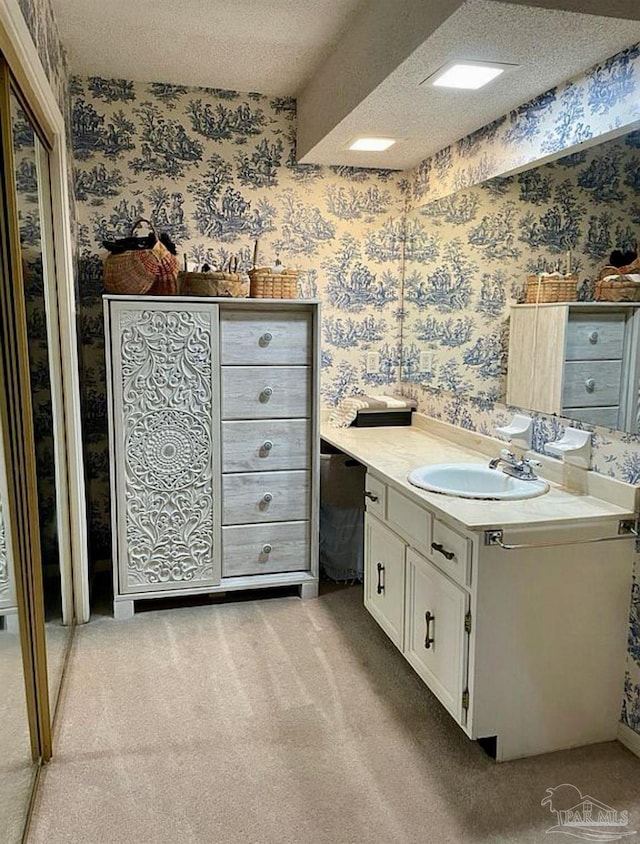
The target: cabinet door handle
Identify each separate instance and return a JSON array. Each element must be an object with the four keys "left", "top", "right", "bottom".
[
  {"left": 376, "top": 562, "right": 384, "bottom": 594},
  {"left": 585, "top": 378, "right": 596, "bottom": 393},
  {"left": 262, "top": 544, "right": 272, "bottom": 555},
  {"left": 365, "top": 491, "right": 378, "bottom": 502},
  {"left": 262, "top": 440, "right": 273, "bottom": 451},
  {"left": 588, "top": 331, "right": 599, "bottom": 344},
  {"left": 425, "top": 611, "right": 435, "bottom": 649},
  {"left": 261, "top": 386, "right": 274, "bottom": 399},
  {"left": 431, "top": 542, "right": 455, "bottom": 561},
  {"left": 261, "top": 332, "right": 273, "bottom": 345},
  {"left": 262, "top": 492, "right": 273, "bottom": 503}
]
